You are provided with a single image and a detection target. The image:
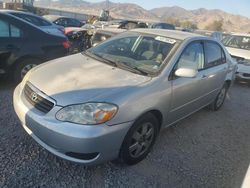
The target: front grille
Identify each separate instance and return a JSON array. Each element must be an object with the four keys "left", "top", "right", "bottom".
[
  {"left": 24, "top": 83, "right": 55, "bottom": 113},
  {"left": 243, "top": 73, "right": 250, "bottom": 77}
]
